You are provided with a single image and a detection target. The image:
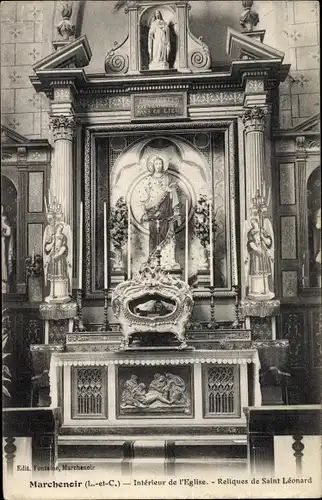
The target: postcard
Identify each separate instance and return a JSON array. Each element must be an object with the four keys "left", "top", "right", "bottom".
[{"left": 1, "top": 0, "right": 321, "bottom": 499}]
